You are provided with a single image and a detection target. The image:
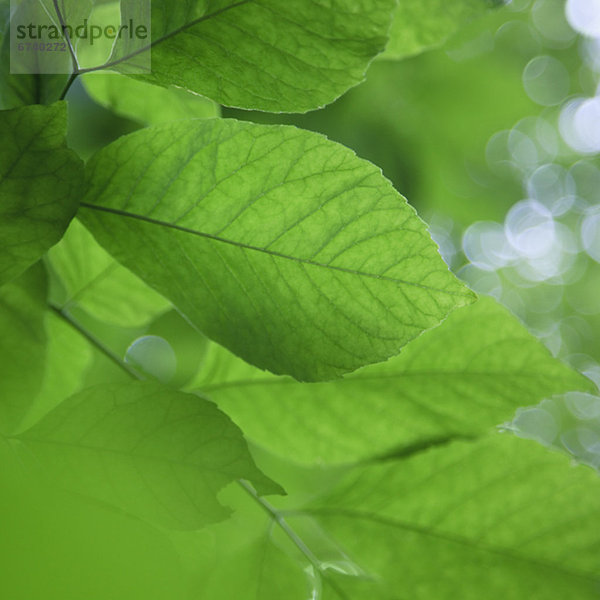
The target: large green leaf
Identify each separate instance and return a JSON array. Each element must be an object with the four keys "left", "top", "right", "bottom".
[
  {"left": 179, "top": 434, "right": 600, "bottom": 599},
  {"left": 82, "top": 73, "right": 220, "bottom": 126},
  {"left": 383, "top": 0, "right": 503, "bottom": 60},
  {"left": 0, "top": 263, "right": 47, "bottom": 435},
  {"left": 118, "top": 0, "right": 397, "bottom": 112},
  {"left": 0, "top": 102, "right": 83, "bottom": 286},
  {"left": 15, "top": 381, "right": 282, "bottom": 529},
  {"left": 304, "top": 434, "right": 600, "bottom": 599},
  {"left": 201, "top": 296, "right": 593, "bottom": 465},
  {"left": 79, "top": 118, "right": 474, "bottom": 382},
  {"left": 47, "top": 218, "right": 170, "bottom": 327}
]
